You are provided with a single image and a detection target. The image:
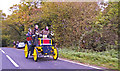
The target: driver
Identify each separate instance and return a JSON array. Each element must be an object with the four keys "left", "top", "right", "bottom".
[
  {"left": 29, "top": 25, "right": 40, "bottom": 56},
  {"left": 32, "top": 24, "right": 40, "bottom": 46}
]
